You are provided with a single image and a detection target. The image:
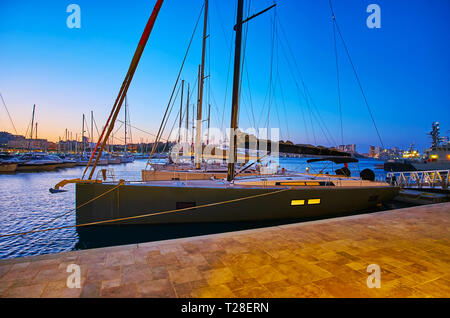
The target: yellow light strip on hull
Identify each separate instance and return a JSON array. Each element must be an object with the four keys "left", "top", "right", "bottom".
[
  {"left": 291, "top": 198, "right": 321, "bottom": 206},
  {"left": 308, "top": 199, "right": 321, "bottom": 205},
  {"left": 291, "top": 200, "right": 305, "bottom": 206},
  {"left": 278, "top": 182, "right": 321, "bottom": 186}
]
